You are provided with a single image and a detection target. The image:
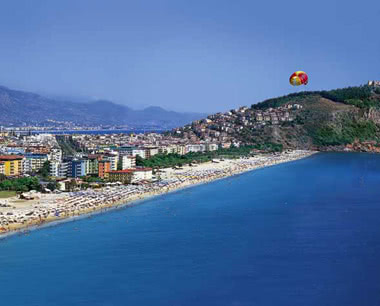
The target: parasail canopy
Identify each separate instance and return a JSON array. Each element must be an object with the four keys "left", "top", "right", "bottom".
[{"left": 289, "top": 71, "right": 308, "bottom": 86}]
